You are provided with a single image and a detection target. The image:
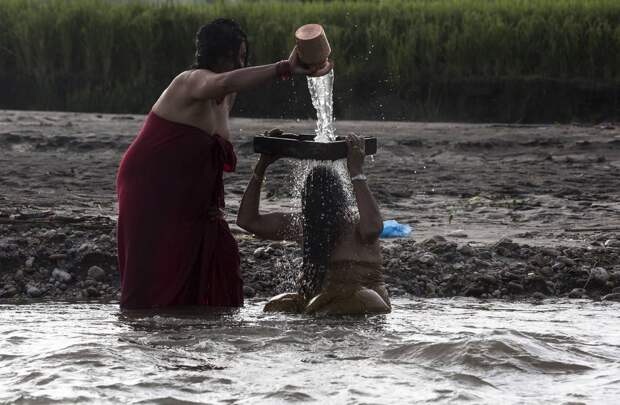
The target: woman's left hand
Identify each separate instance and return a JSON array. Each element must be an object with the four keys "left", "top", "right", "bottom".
[
  {"left": 264, "top": 128, "right": 283, "bottom": 137},
  {"left": 258, "top": 153, "right": 280, "bottom": 168}
]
